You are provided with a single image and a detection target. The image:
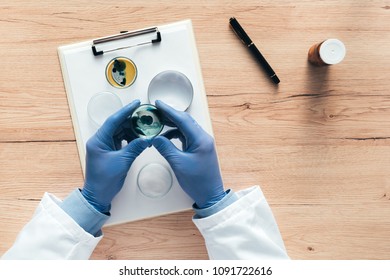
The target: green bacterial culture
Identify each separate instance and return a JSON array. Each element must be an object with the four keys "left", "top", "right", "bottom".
[{"left": 130, "top": 104, "right": 164, "bottom": 139}]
